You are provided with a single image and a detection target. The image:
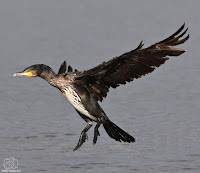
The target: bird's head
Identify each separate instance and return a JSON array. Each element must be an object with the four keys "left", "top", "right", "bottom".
[{"left": 13, "top": 64, "right": 52, "bottom": 78}]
